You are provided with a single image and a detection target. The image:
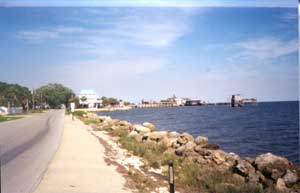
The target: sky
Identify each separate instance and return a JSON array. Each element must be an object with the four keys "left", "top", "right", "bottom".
[
  {"left": 0, "top": 0, "right": 297, "bottom": 7},
  {"left": 0, "top": 1, "right": 299, "bottom": 103}
]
